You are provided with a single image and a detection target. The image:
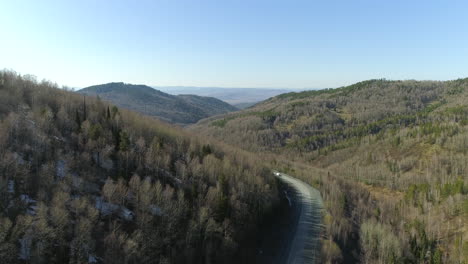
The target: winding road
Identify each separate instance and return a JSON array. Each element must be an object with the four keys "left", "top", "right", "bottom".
[{"left": 273, "top": 172, "right": 324, "bottom": 264}]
